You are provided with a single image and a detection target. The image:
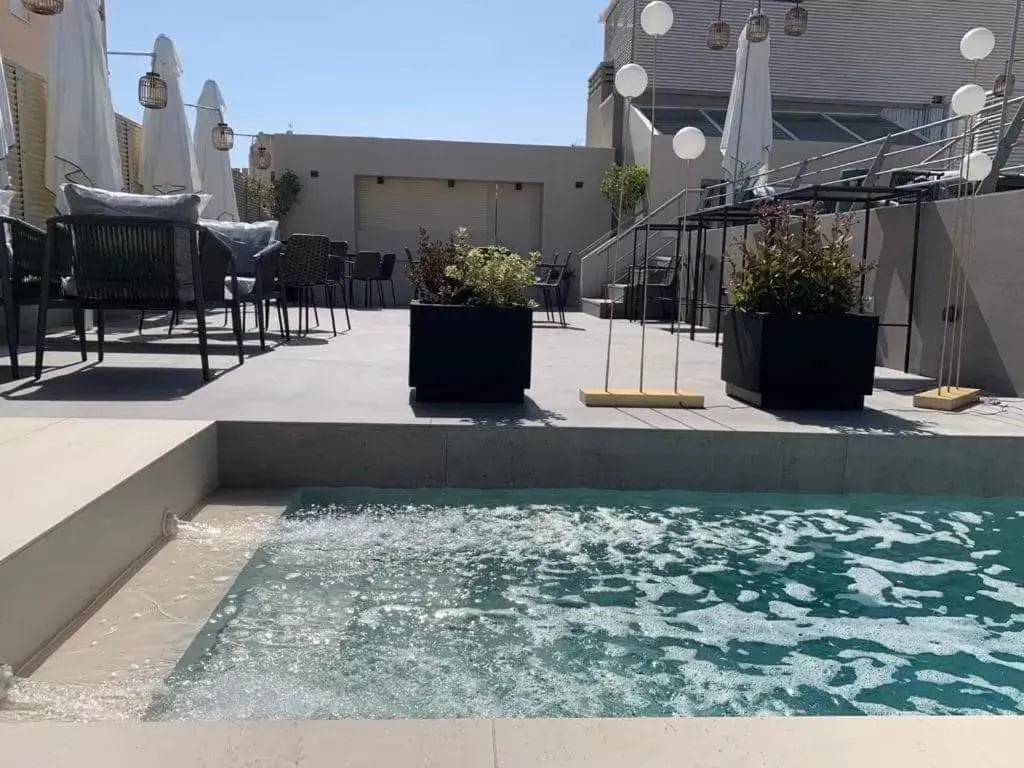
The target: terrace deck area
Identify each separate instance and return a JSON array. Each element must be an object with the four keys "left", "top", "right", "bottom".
[
  {"left": 1, "top": 308, "right": 1021, "bottom": 436},
  {"left": 2, "top": 309, "right": 1022, "bottom": 497}
]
